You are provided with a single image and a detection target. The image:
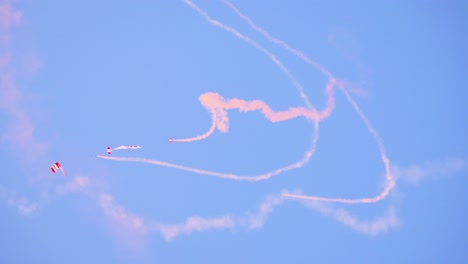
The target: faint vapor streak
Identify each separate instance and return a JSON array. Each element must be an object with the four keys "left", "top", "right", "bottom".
[
  {"left": 56, "top": 176, "right": 91, "bottom": 195},
  {"left": 156, "top": 215, "right": 235, "bottom": 241},
  {"left": 99, "top": 193, "right": 147, "bottom": 233},
  {"left": 392, "top": 157, "right": 467, "bottom": 184},
  {"left": 0, "top": 0, "right": 47, "bottom": 158},
  {"left": 1, "top": 175, "right": 93, "bottom": 216},
  {"left": 0, "top": 1, "right": 21, "bottom": 32},
  {"left": 239, "top": 193, "right": 285, "bottom": 229},
  {"left": 98, "top": 190, "right": 401, "bottom": 241},
  {"left": 0, "top": 186, "right": 37, "bottom": 215},
  {"left": 0, "top": 0, "right": 45, "bottom": 216},
  {"left": 304, "top": 201, "right": 400, "bottom": 236}
]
